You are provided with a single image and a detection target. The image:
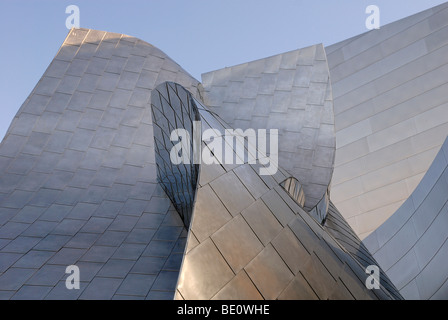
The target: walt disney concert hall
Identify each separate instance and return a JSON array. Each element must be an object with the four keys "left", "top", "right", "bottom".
[{"left": 0, "top": 3, "right": 447, "bottom": 300}]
